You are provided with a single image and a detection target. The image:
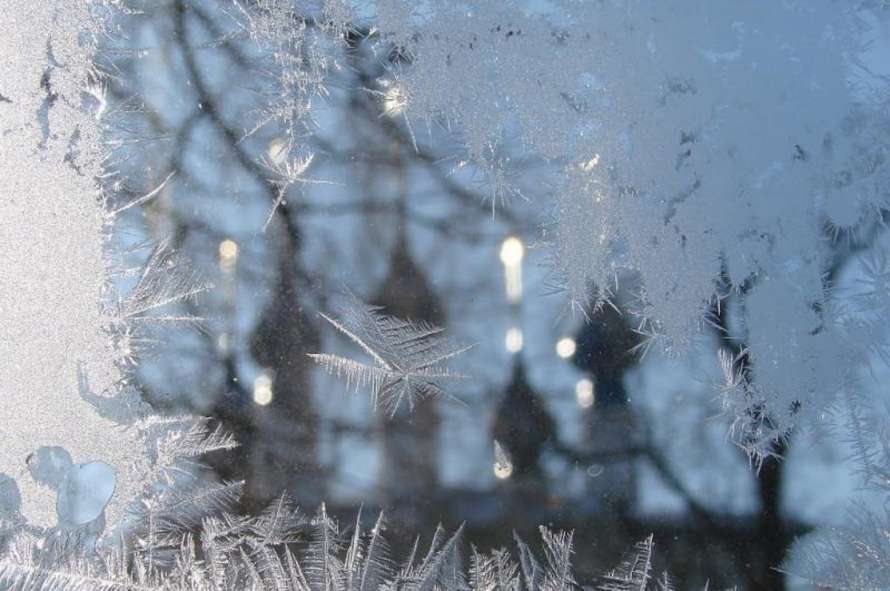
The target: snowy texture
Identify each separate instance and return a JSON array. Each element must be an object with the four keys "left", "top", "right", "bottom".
[
  {"left": 0, "top": 0, "right": 218, "bottom": 532},
  {"left": 541, "top": 2, "right": 888, "bottom": 463},
  {"left": 351, "top": 0, "right": 890, "bottom": 463},
  {"left": 0, "top": 0, "right": 148, "bottom": 528}
]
